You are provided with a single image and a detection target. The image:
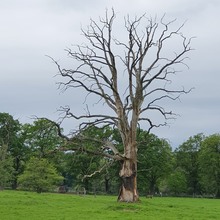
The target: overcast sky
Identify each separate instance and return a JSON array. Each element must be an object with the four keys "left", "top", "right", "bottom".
[{"left": 0, "top": 0, "right": 219, "bottom": 148}]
